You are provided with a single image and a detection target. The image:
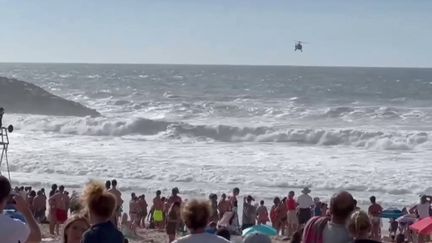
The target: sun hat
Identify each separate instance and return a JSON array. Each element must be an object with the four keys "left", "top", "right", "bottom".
[{"left": 302, "top": 187, "right": 311, "bottom": 194}]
